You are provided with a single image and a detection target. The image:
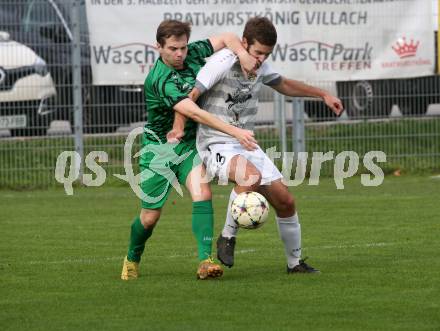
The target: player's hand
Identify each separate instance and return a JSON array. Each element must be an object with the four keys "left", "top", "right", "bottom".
[
  {"left": 237, "top": 50, "right": 260, "bottom": 78},
  {"left": 234, "top": 128, "right": 257, "bottom": 151},
  {"left": 188, "top": 88, "right": 201, "bottom": 102},
  {"left": 166, "top": 128, "right": 184, "bottom": 144},
  {"left": 323, "top": 94, "right": 344, "bottom": 116}
]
